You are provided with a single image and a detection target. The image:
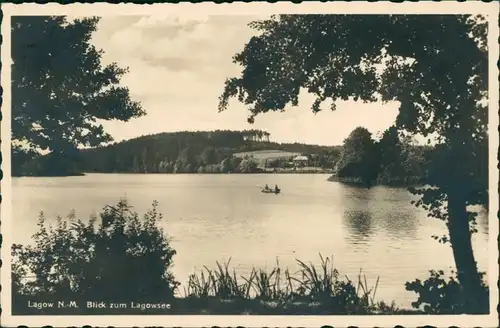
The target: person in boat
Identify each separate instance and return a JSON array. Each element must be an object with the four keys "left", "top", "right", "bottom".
[
  {"left": 274, "top": 184, "right": 280, "bottom": 193},
  {"left": 264, "top": 184, "right": 269, "bottom": 191}
]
